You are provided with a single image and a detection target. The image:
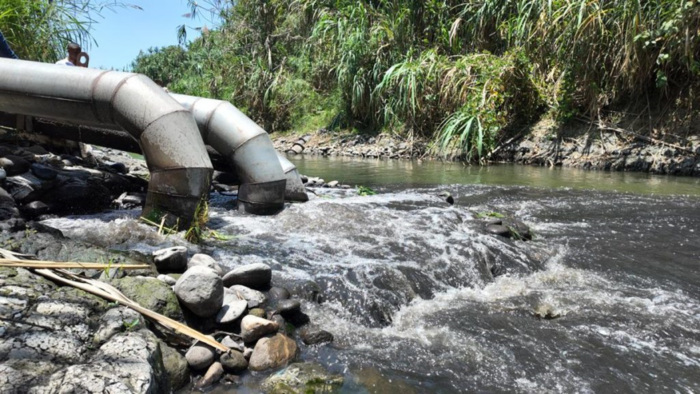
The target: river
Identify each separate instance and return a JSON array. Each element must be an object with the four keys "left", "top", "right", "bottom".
[{"left": 44, "top": 157, "right": 700, "bottom": 393}]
